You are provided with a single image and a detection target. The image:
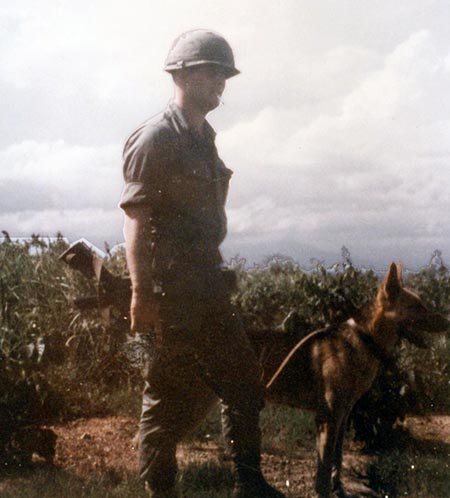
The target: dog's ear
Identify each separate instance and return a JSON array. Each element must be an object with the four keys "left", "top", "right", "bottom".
[
  {"left": 382, "top": 262, "right": 402, "bottom": 300},
  {"left": 397, "top": 262, "right": 404, "bottom": 287}
]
